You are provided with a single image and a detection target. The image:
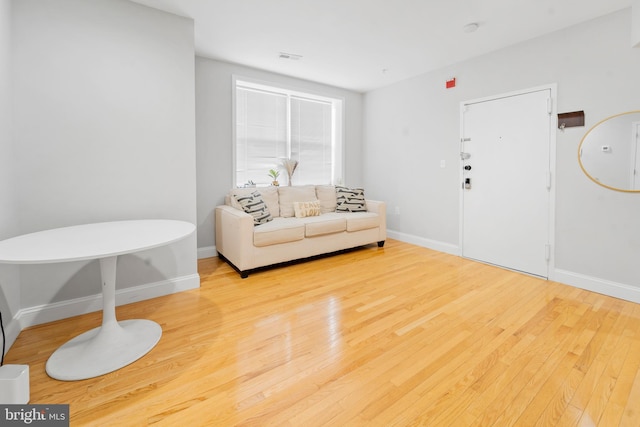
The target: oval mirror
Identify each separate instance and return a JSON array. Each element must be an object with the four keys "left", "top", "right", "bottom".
[{"left": 578, "top": 111, "right": 640, "bottom": 192}]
